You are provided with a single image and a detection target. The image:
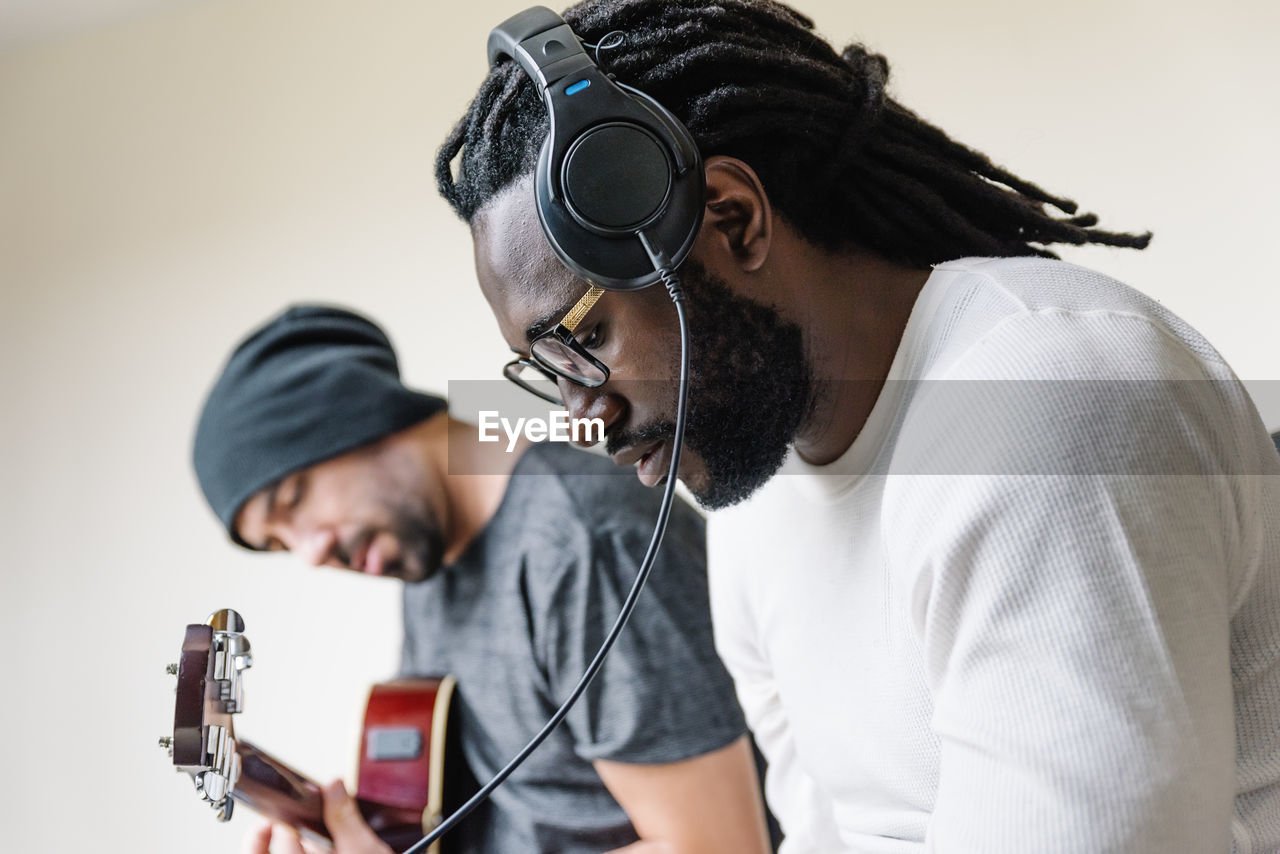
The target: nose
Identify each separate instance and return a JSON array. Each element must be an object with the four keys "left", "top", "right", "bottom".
[
  {"left": 294, "top": 528, "right": 339, "bottom": 568},
  {"left": 560, "top": 381, "right": 624, "bottom": 448}
]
